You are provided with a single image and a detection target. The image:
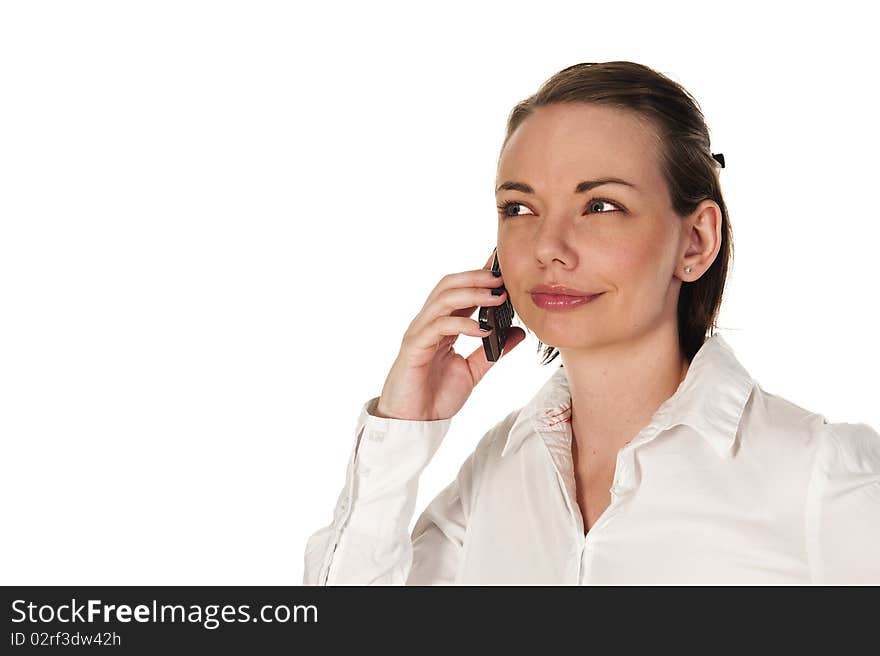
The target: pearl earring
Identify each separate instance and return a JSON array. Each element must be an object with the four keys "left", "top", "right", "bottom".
[{"left": 684, "top": 266, "right": 692, "bottom": 274}]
